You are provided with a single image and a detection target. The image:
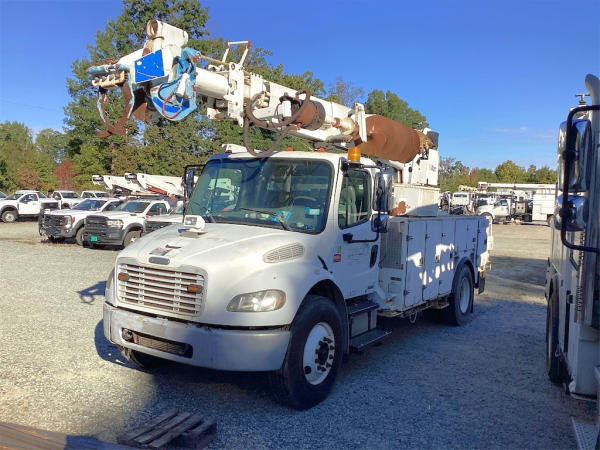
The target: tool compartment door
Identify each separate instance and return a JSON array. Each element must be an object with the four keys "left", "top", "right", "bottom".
[
  {"left": 437, "top": 219, "right": 455, "bottom": 296},
  {"left": 423, "top": 220, "right": 442, "bottom": 301},
  {"left": 405, "top": 221, "right": 425, "bottom": 307},
  {"left": 455, "top": 218, "right": 477, "bottom": 260}
]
